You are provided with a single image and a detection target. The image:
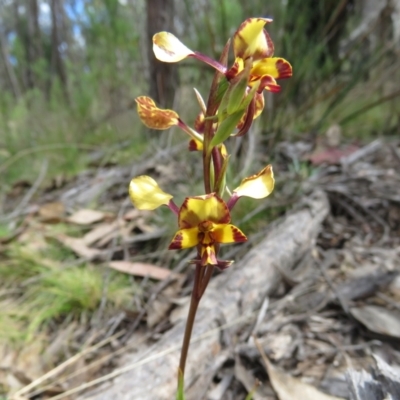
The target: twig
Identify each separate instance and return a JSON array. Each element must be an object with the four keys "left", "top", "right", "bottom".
[
  {"left": 307, "top": 340, "right": 382, "bottom": 358},
  {"left": 328, "top": 189, "right": 390, "bottom": 243},
  {"left": 247, "top": 296, "right": 269, "bottom": 342},
  {"left": 317, "top": 251, "right": 350, "bottom": 315},
  {"left": 25, "top": 330, "right": 147, "bottom": 399},
  {"left": 340, "top": 139, "right": 382, "bottom": 168},
  {"left": 376, "top": 292, "right": 400, "bottom": 311},
  {"left": 13, "top": 330, "right": 125, "bottom": 398}
]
